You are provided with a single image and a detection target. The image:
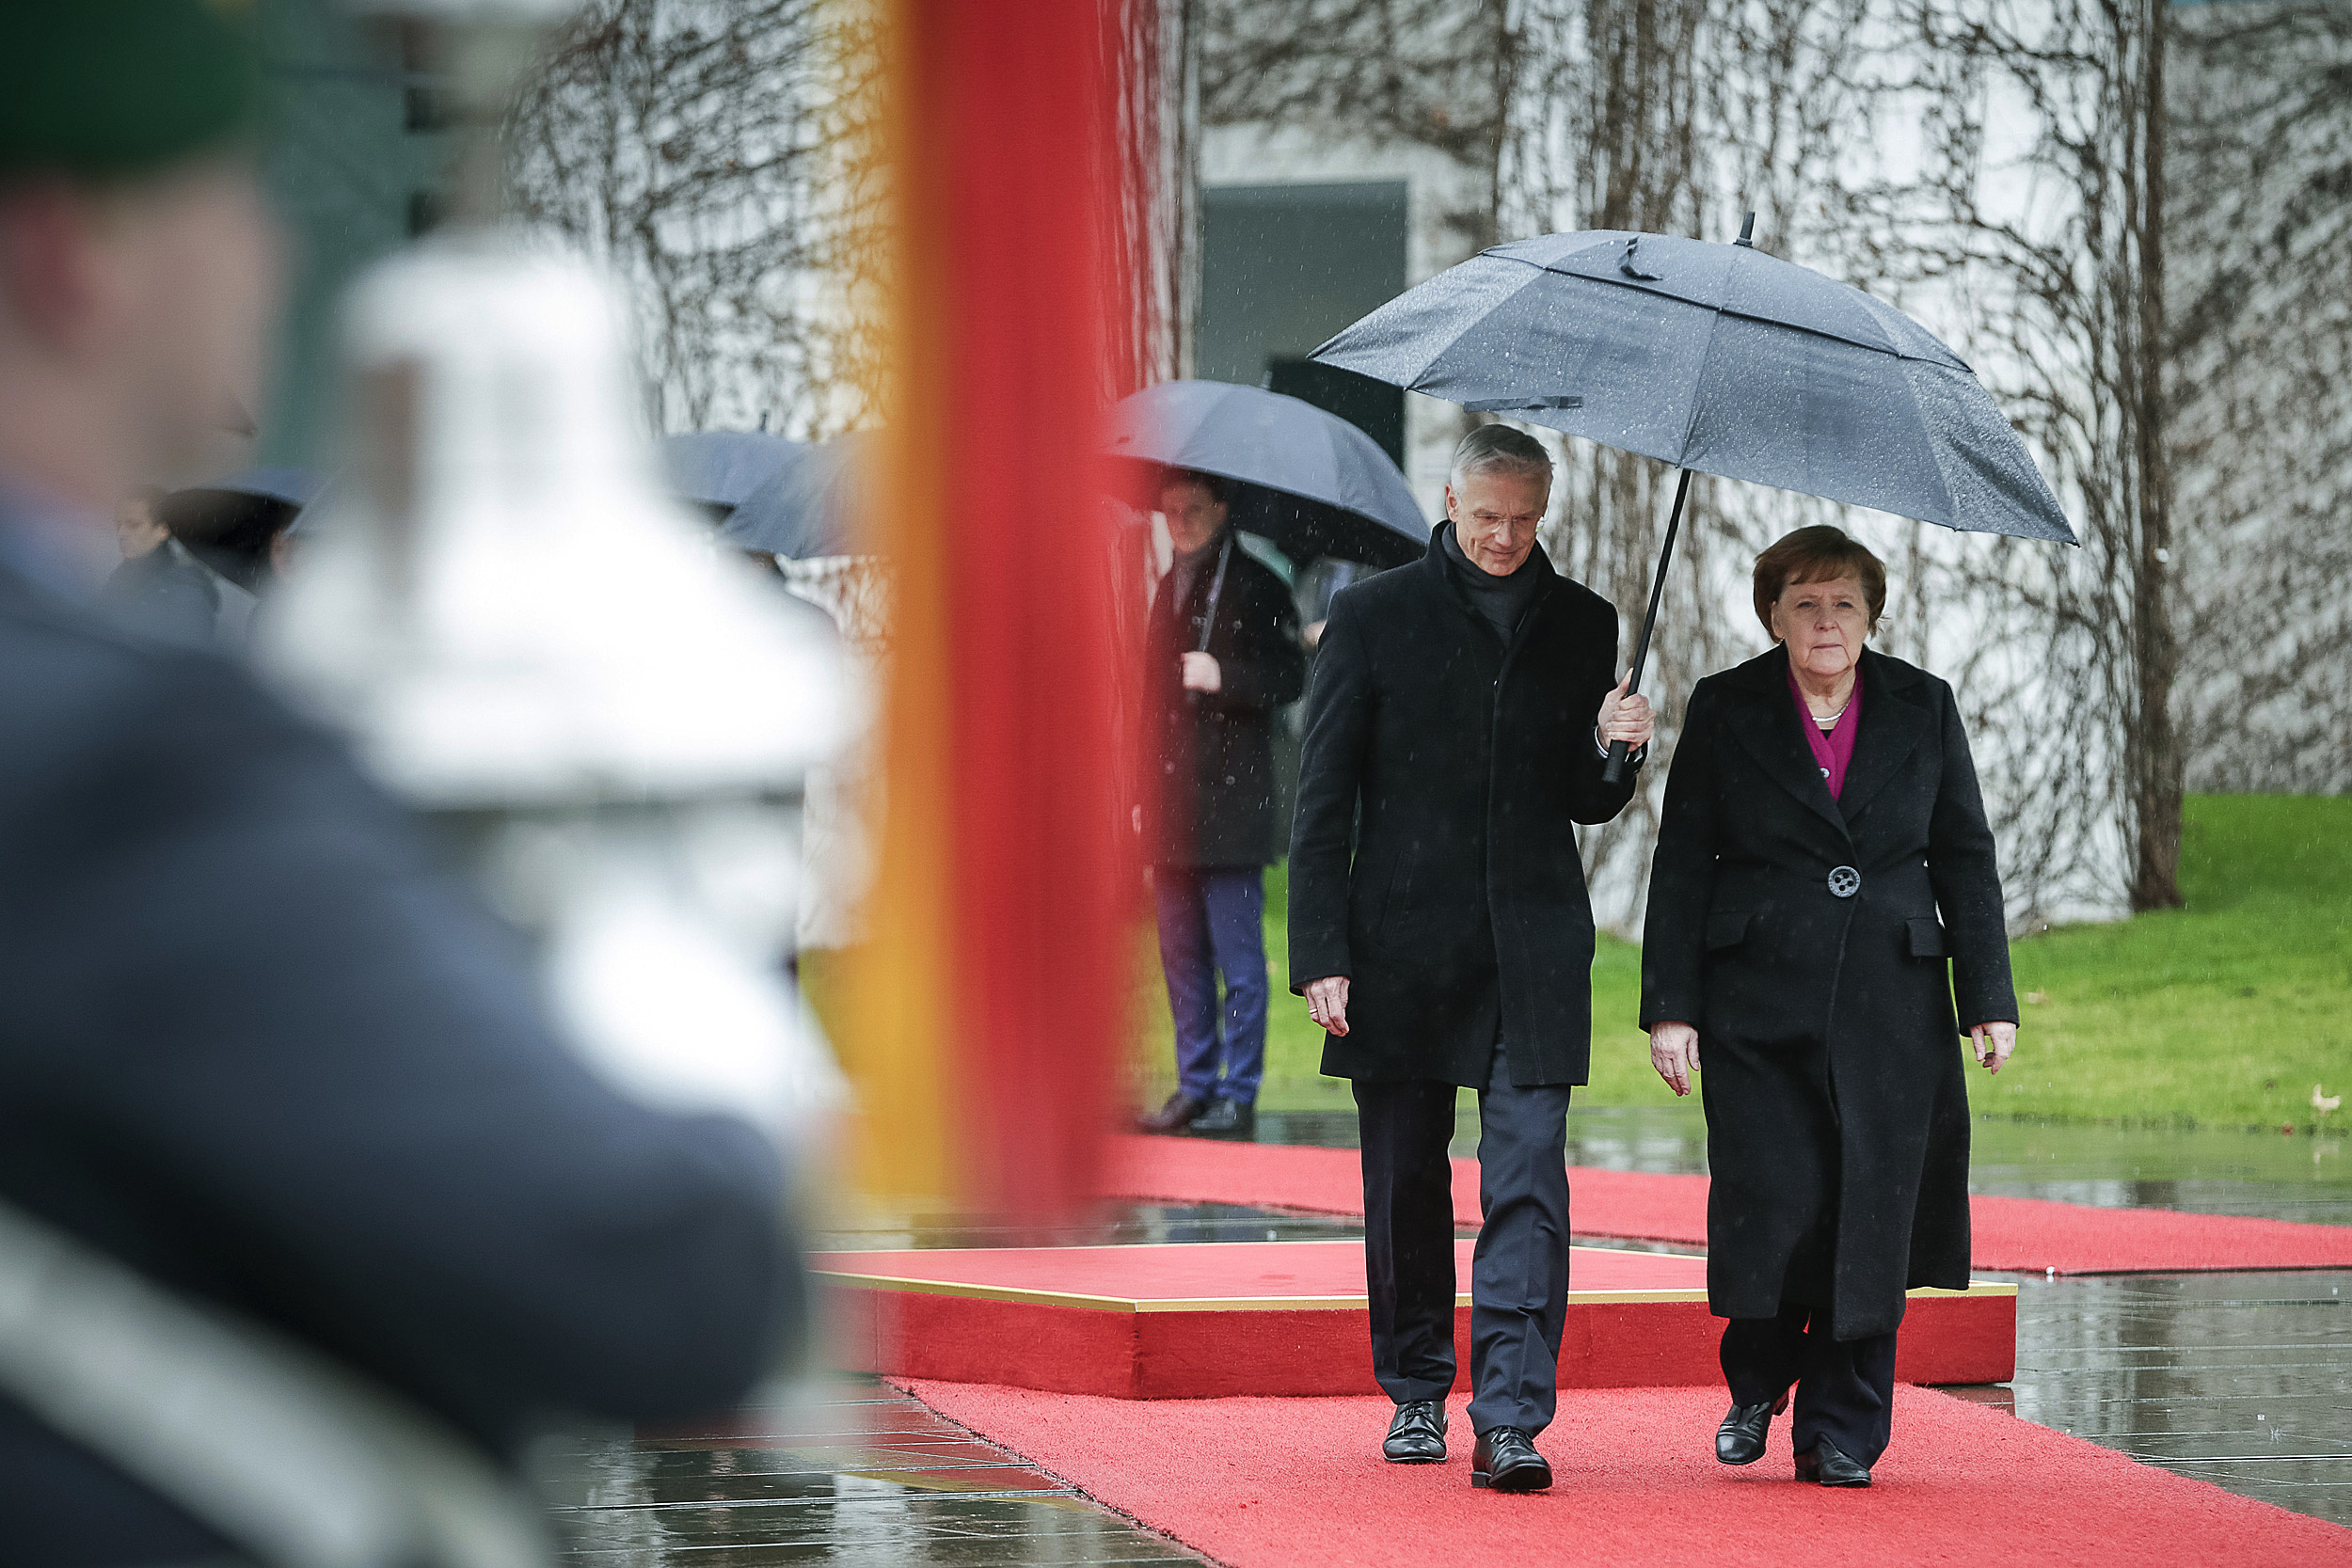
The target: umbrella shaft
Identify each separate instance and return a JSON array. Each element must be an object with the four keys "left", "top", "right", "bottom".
[
  {"left": 1625, "top": 467, "right": 1692, "bottom": 697},
  {"left": 1602, "top": 466, "right": 1691, "bottom": 788}
]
